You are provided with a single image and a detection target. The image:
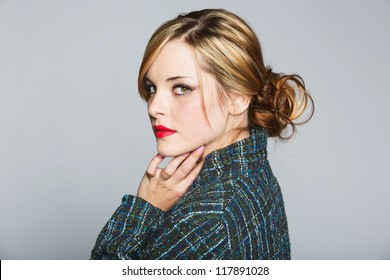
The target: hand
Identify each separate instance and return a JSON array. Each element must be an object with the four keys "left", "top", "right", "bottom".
[{"left": 137, "top": 146, "right": 204, "bottom": 211}]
